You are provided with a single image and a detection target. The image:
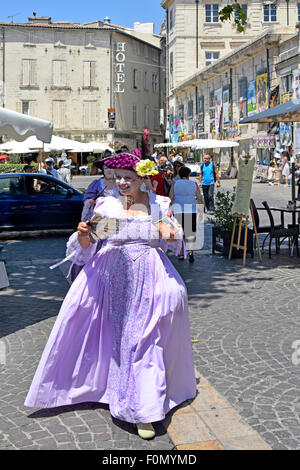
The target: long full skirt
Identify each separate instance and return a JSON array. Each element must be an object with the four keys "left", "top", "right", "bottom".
[{"left": 24, "top": 244, "right": 197, "bottom": 423}]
